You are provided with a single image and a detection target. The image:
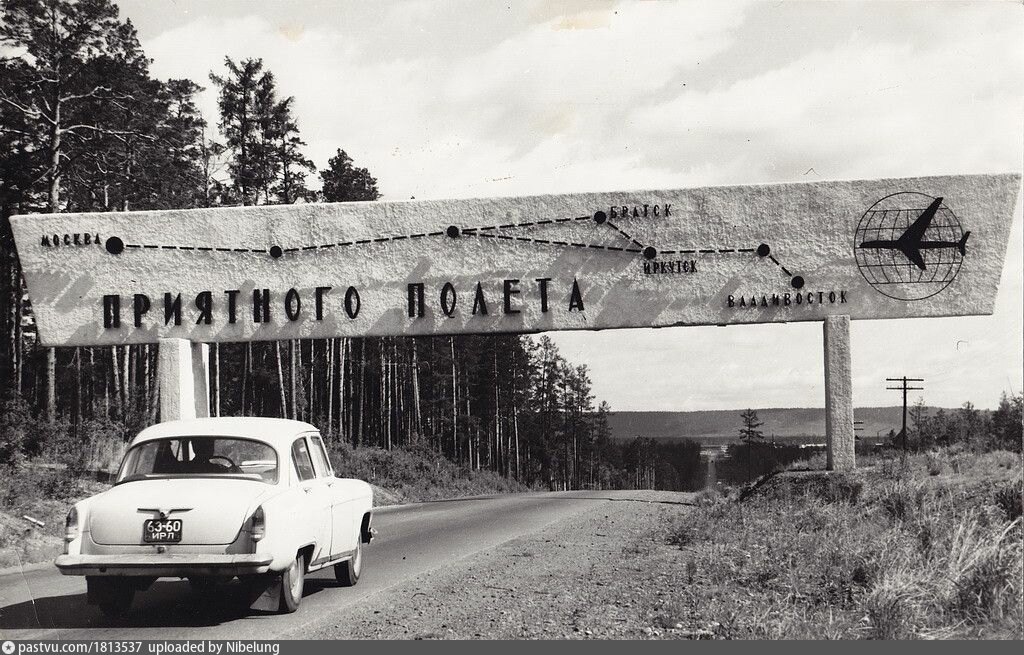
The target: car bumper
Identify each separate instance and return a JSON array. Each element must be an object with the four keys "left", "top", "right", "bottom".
[{"left": 55, "top": 553, "right": 274, "bottom": 577}]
